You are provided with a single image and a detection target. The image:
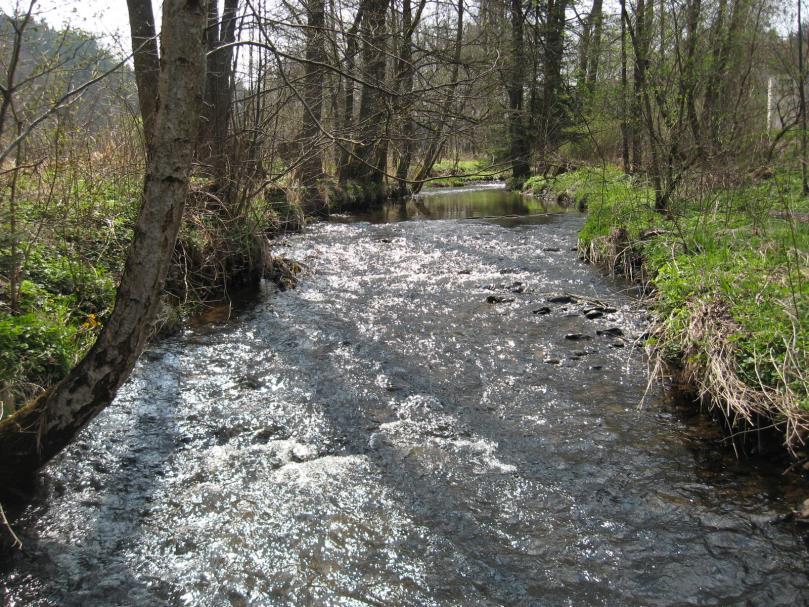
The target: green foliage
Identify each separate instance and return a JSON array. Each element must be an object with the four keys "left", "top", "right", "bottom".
[
  {"left": 570, "top": 166, "right": 809, "bottom": 414},
  {"left": 0, "top": 310, "right": 96, "bottom": 418}
]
